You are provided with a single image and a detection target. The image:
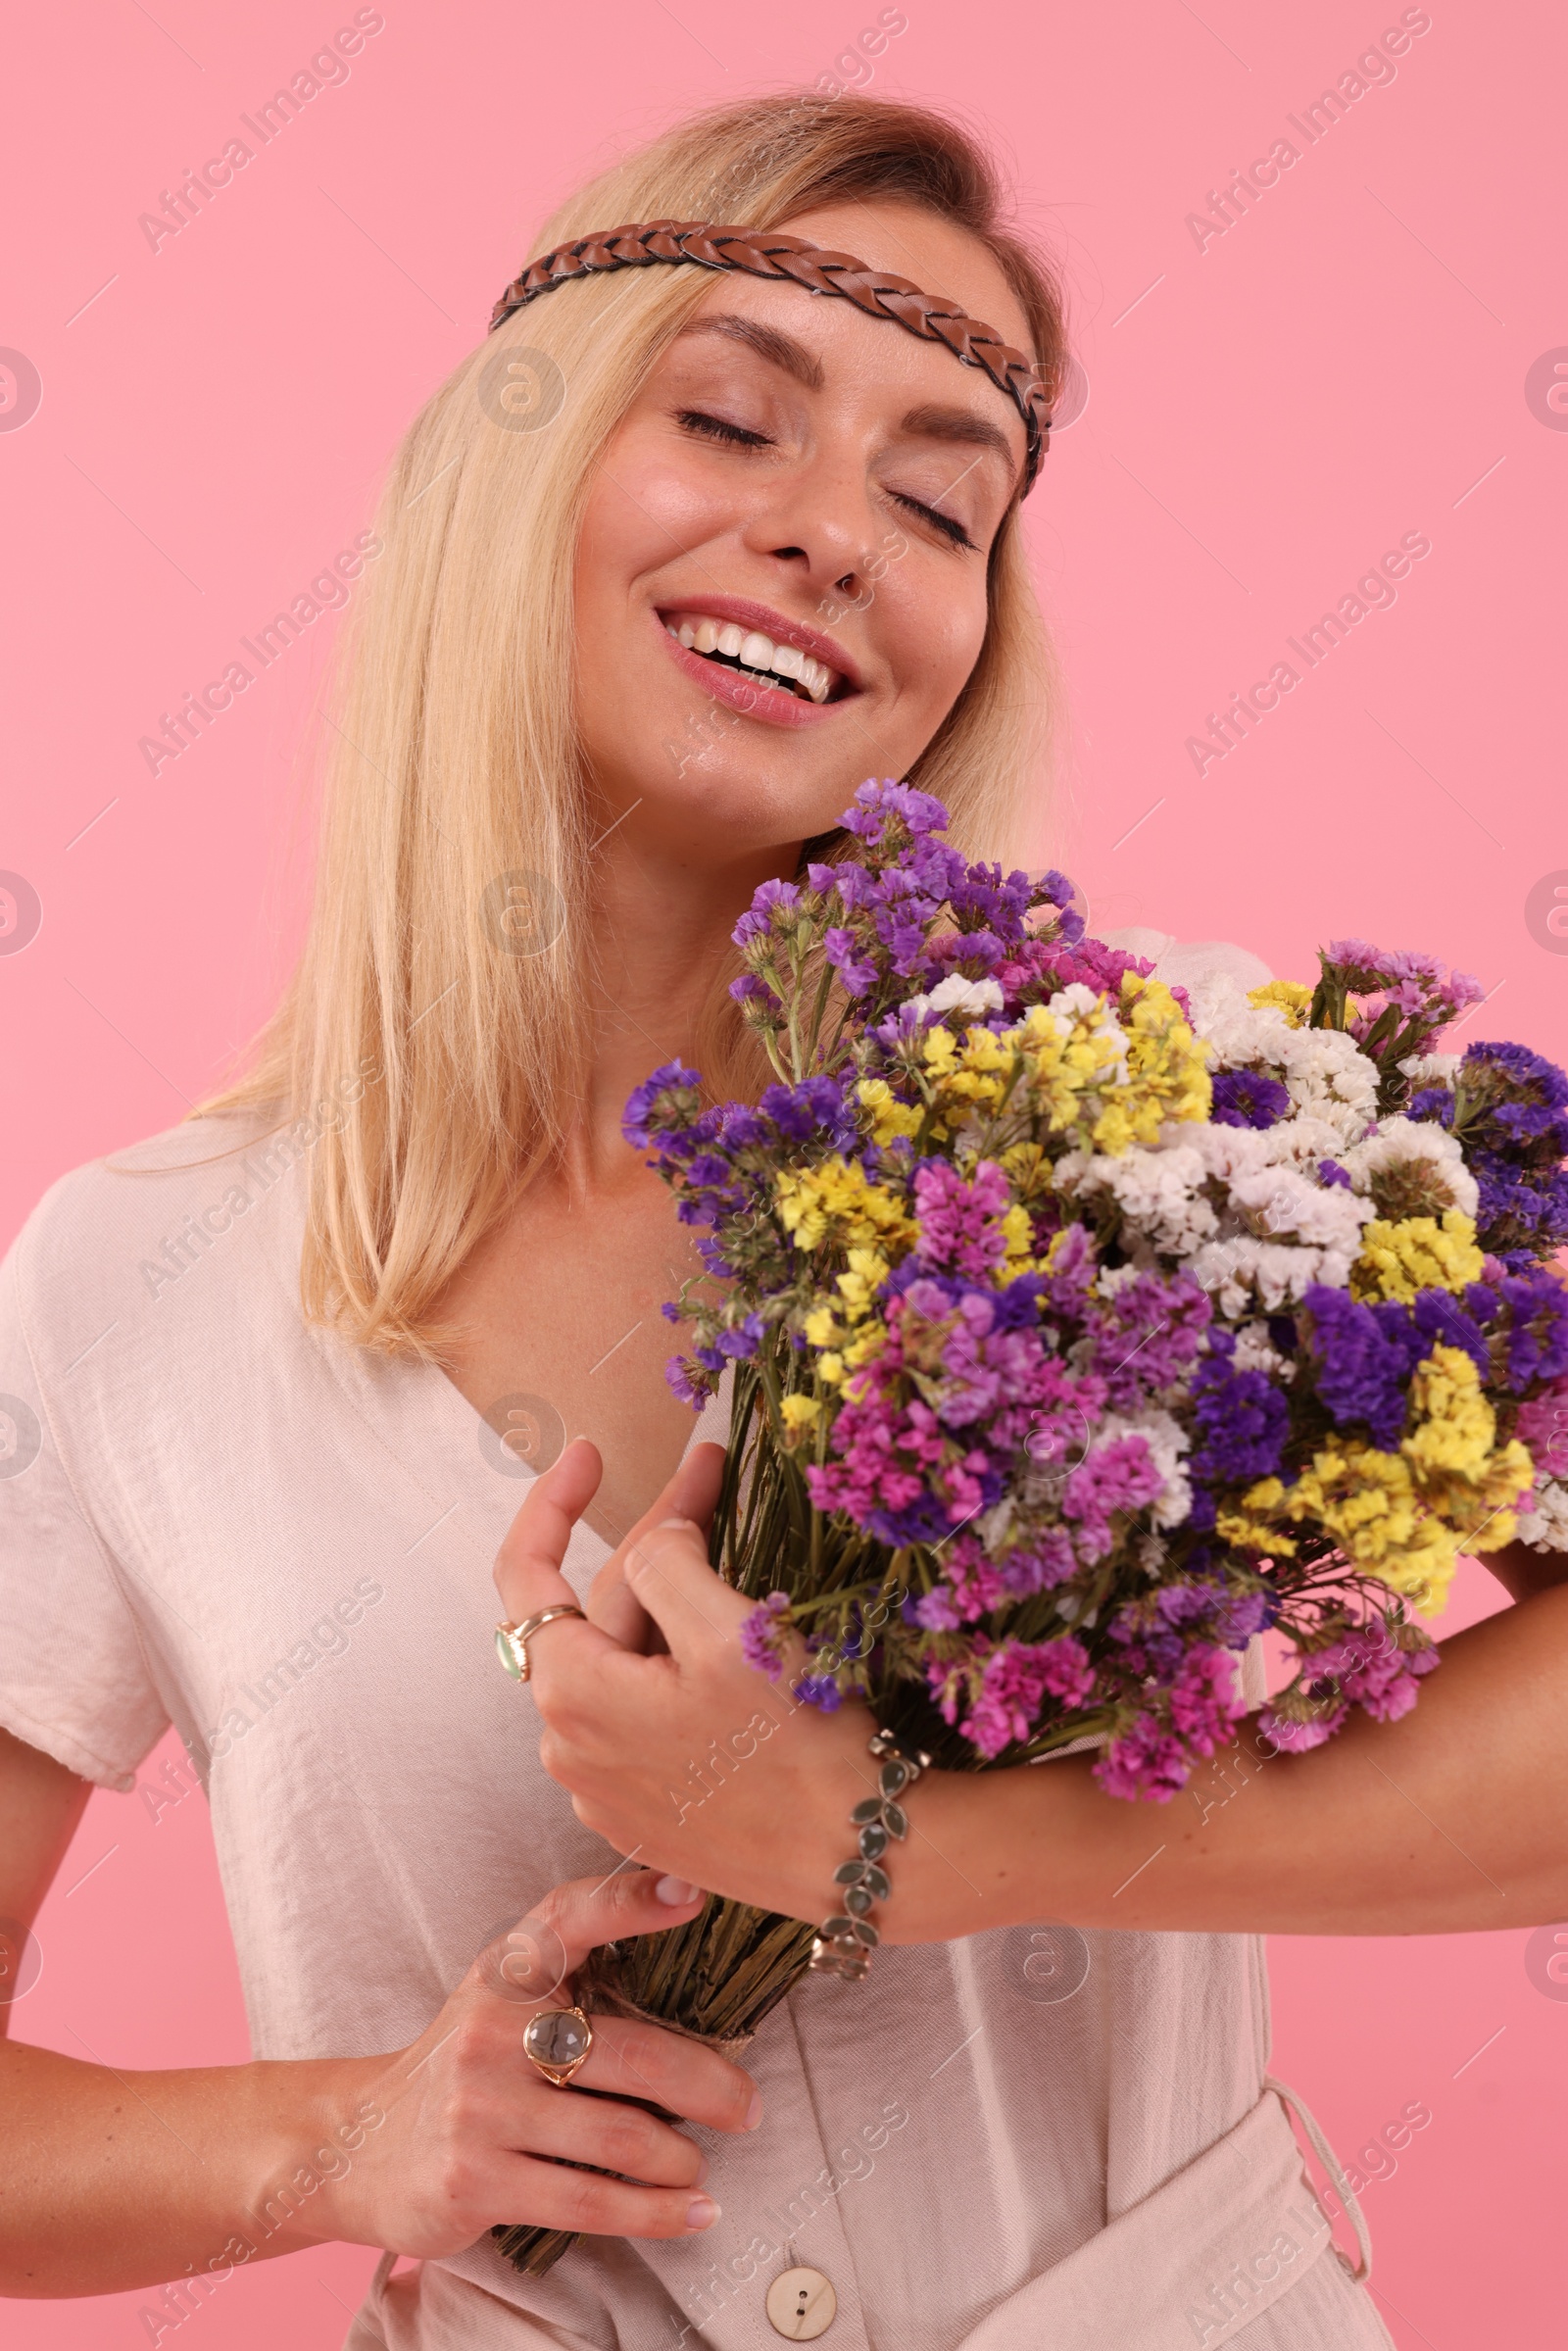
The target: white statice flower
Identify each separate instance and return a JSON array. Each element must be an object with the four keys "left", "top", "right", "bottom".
[
  {"left": 1187, "top": 1232, "right": 1356, "bottom": 1317},
  {"left": 1516, "top": 1480, "right": 1568, "bottom": 1553},
  {"left": 1097, "top": 1407, "right": 1193, "bottom": 1531},
  {"left": 1338, "top": 1113, "right": 1480, "bottom": 1221},
  {"left": 1189, "top": 971, "right": 1381, "bottom": 1148},
  {"left": 1398, "top": 1051, "right": 1462, "bottom": 1087},
  {"left": 1230, "top": 1319, "right": 1297, "bottom": 1380},
  {"left": 1183, "top": 971, "right": 1293, "bottom": 1062},
  {"left": 1054, "top": 1142, "right": 1217, "bottom": 1257},
  {"left": 1267, "top": 1026, "right": 1380, "bottom": 1148},
  {"left": 903, "top": 972, "right": 1005, "bottom": 1023}
]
